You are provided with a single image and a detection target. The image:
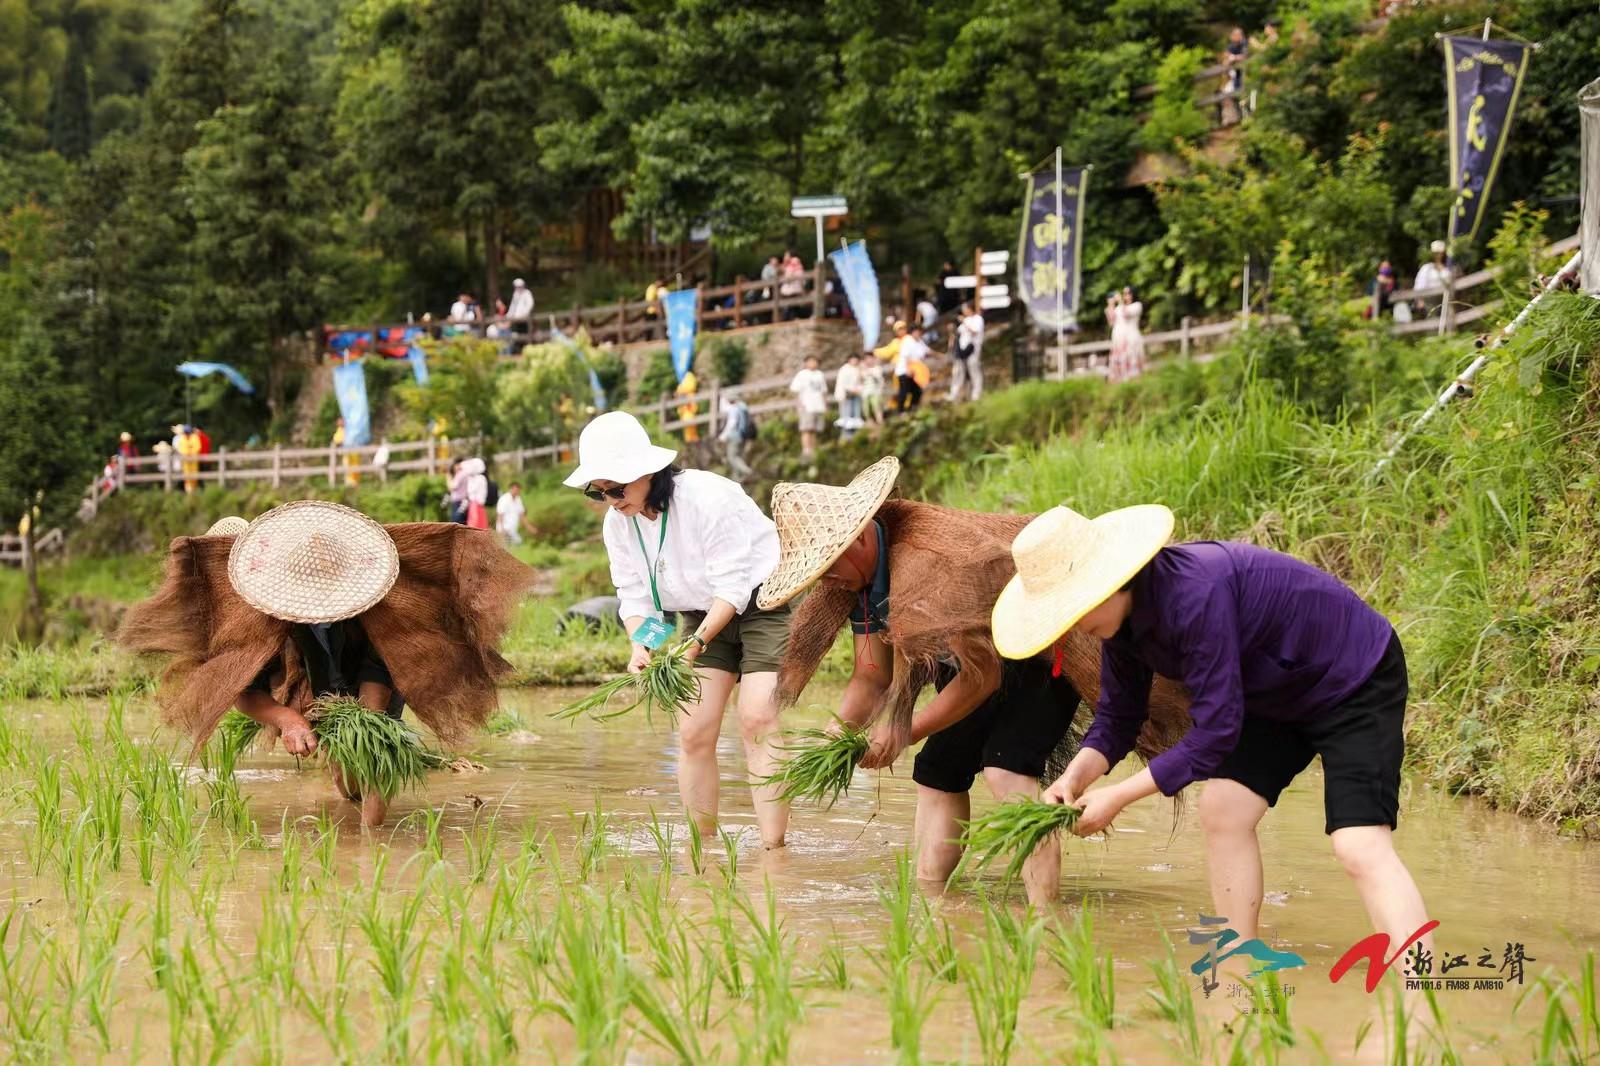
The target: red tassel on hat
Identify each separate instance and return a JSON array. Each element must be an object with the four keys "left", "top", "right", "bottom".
[{"left": 1052, "top": 638, "right": 1065, "bottom": 678}]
